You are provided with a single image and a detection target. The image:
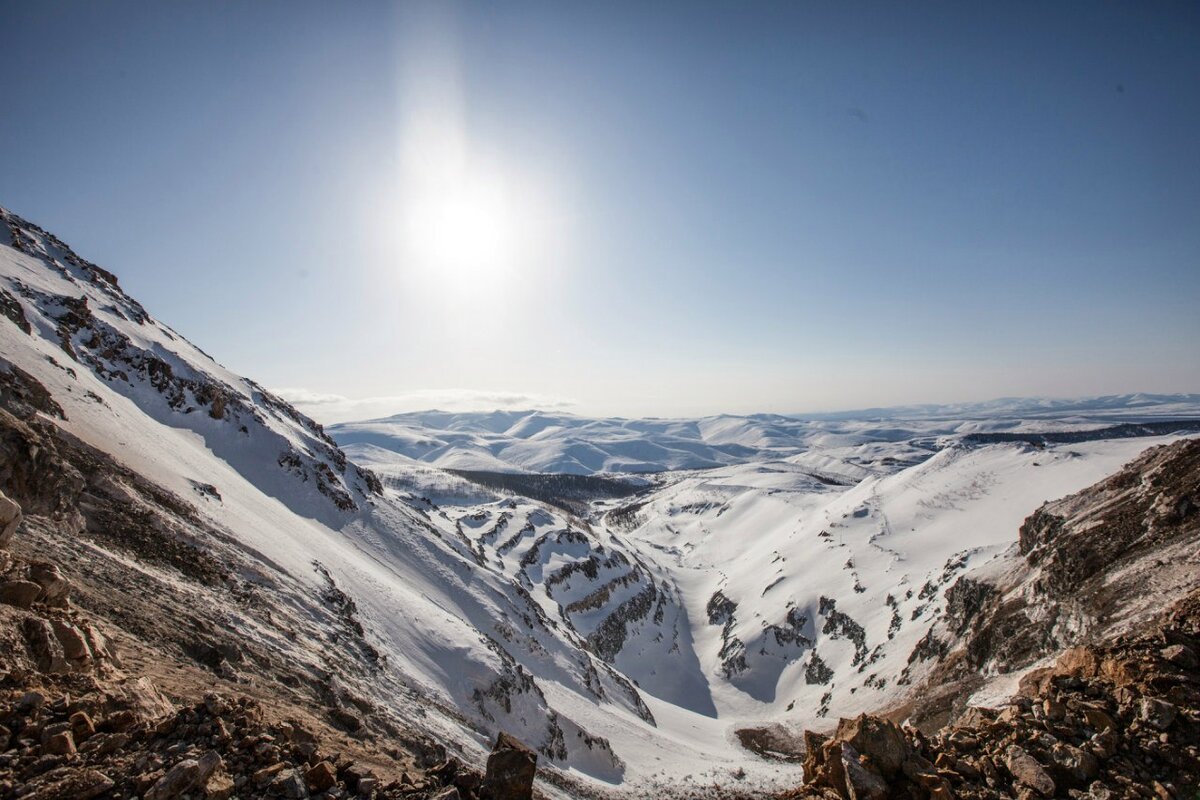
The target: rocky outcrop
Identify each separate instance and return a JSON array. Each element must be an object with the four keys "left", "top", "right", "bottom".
[
  {"left": 0, "top": 489, "right": 20, "bottom": 548},
  {"left": 787, "top": 544, "right": 1200, "bottom": 800},
  {"left": 481, "top": 732, "right": 537, "bottom": 800}
]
